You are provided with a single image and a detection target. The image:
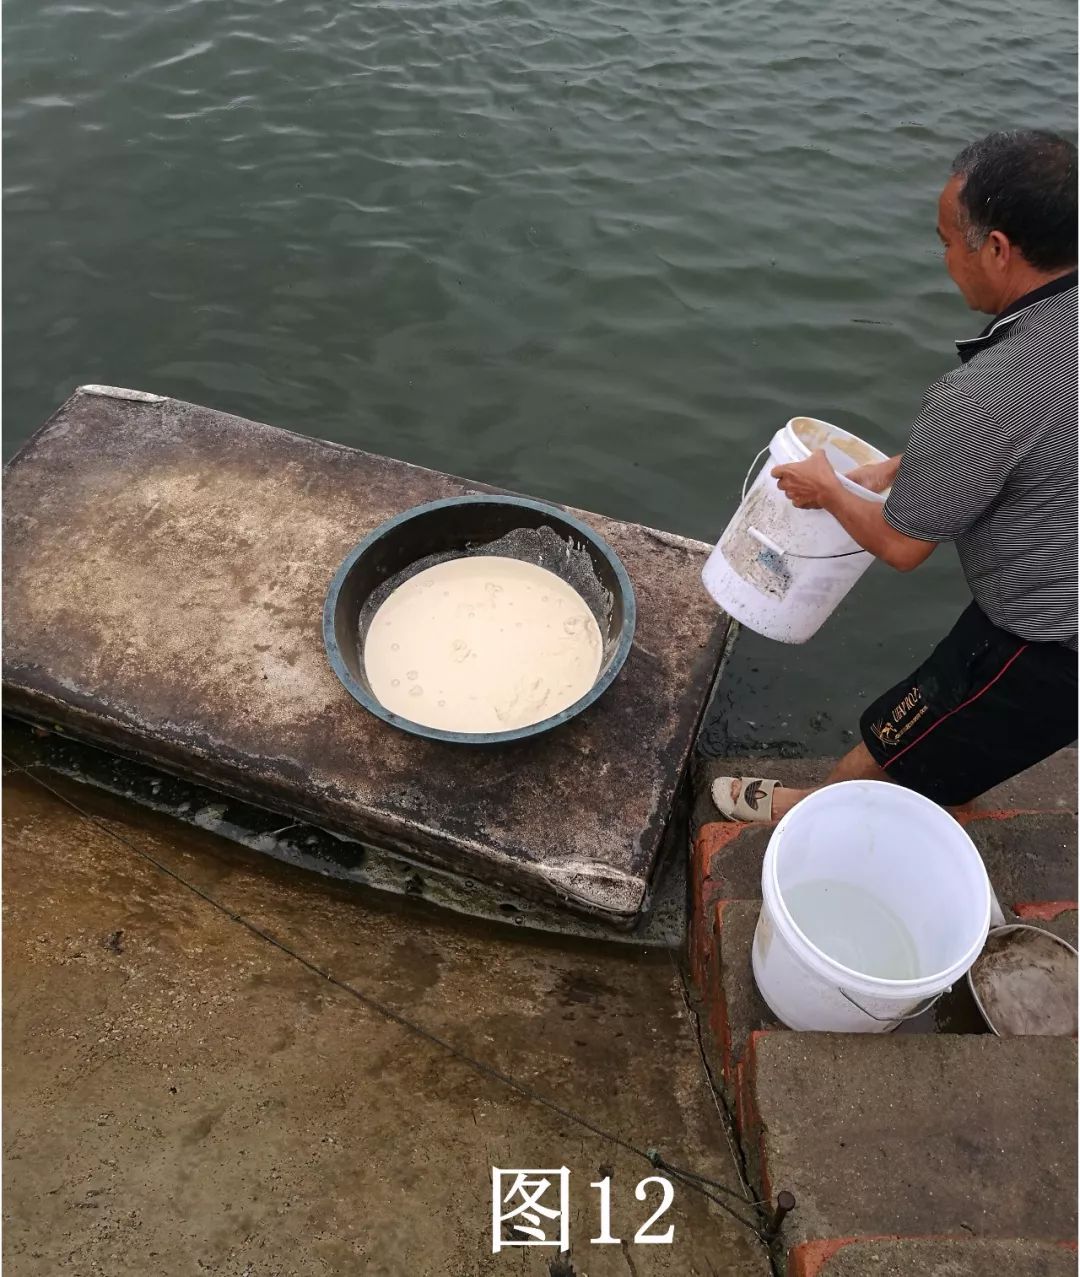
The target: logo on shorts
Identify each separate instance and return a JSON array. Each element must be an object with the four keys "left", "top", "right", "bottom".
[
  {"left": 871, "top": 685, "right": 930, "bottom": 751},
  {"left": 891, "top": 686, "right": 922, "bottom": 722},
  {"left": 870, "top": 719, "right": 900, "bottom": 748}
]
